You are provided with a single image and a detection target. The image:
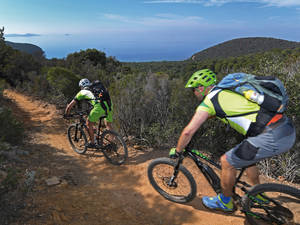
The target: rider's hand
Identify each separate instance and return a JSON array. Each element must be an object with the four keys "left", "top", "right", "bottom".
[{"left": 169, "top": 148, "right": 183, "bottom": 159}]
